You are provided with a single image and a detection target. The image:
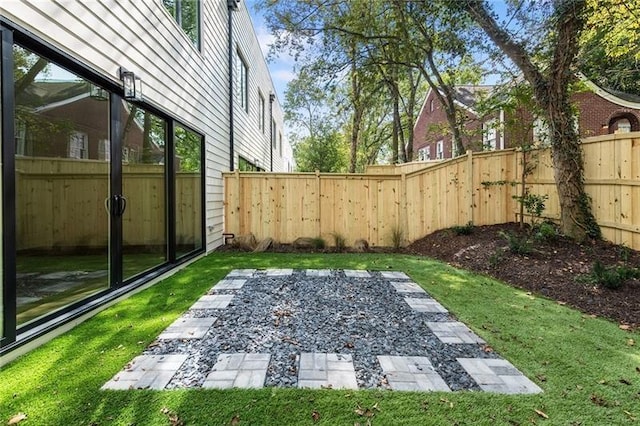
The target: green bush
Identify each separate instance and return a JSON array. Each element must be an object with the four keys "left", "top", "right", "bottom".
[
  {"left": 331, "top": 232, "right": 347, "bottom": 251},
  {"left": 499, "top": 230, "right": 532, "bottom": 255},
  {"left": 311, "top": 237, "right": 326, "bottom": 250},
  {"left": 587, "top": 261, "right": 640, "bottom": 290},
  {"left": 451, "top": 222, "right": 474, "bottom": 236},
  {"left": 534, "top": 221, "right": 557, "bottom": 242}
]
